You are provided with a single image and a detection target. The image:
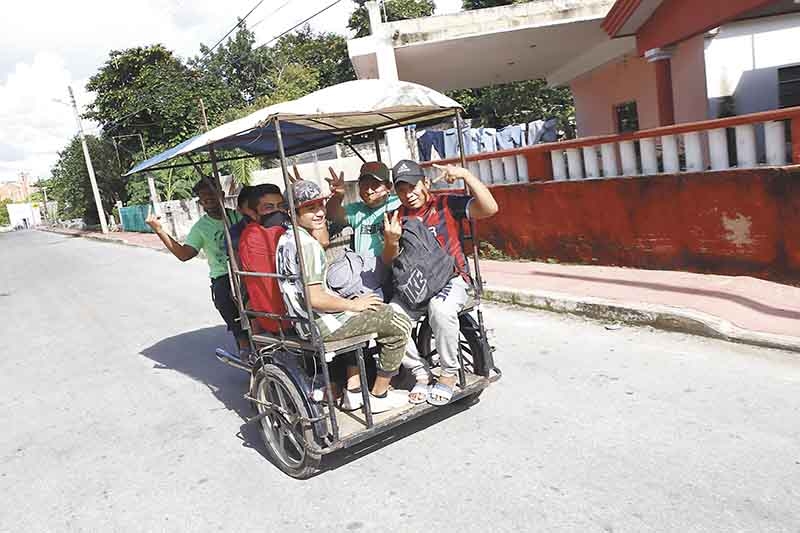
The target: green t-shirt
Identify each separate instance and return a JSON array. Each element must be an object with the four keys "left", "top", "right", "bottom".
[
  {"left": 344, "top": 194, "right": 401, "bottom": 257},
  {"left": 185, "top": 209, "right": 242, "bottom": 279}
]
